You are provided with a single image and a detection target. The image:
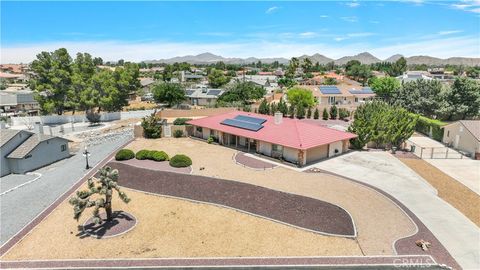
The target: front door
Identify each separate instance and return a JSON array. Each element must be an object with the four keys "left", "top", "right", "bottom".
[{"left": 454, "top": 135, "right": 460, "bottom": 148}]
